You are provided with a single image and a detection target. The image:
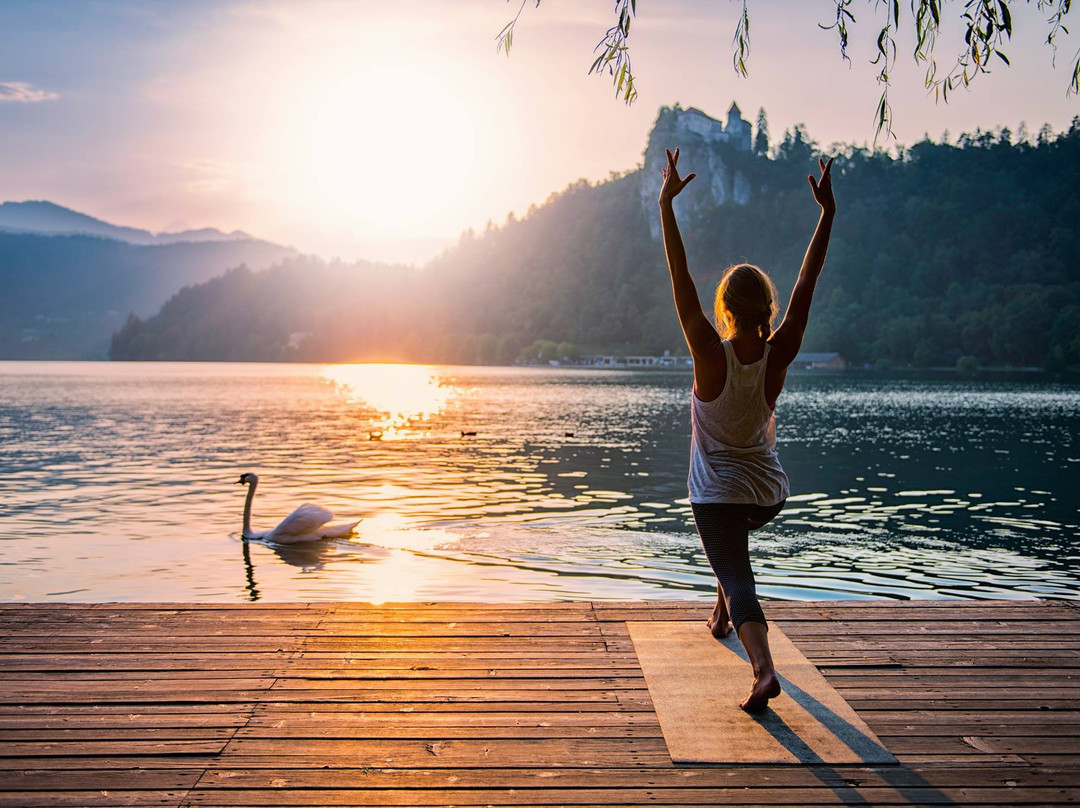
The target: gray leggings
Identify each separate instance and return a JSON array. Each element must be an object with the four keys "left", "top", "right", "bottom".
[{"left": 690, "top": 500, "right": 785, "bottom": 632}]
